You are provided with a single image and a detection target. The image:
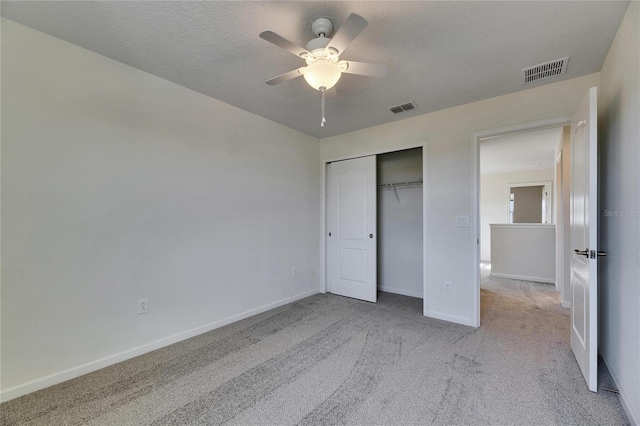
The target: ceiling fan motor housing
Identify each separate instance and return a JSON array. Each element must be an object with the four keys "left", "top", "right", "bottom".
[
  {"left": 311, "top": 17, "right": 333, "bottom": 37},
  {"left": 307, "top": 17, "right": 335, "bottom": 54}
]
